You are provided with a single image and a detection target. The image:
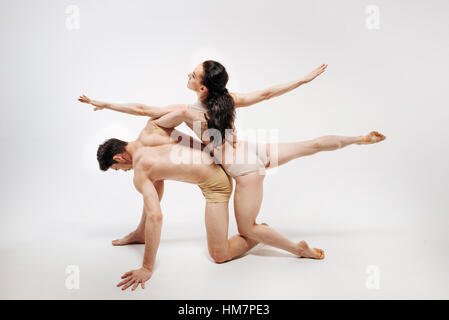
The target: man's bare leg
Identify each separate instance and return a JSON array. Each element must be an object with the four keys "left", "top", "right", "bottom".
[
  {"left": 234, "top": 173, "right": 325, "bottom": 259},
  {"left": 112, "top": 207, "right": 146, "bottom": 245},
  {"left": 205, "top": 202, "right": 259, "bottom": 263},
  {"left": 112, "top": 180, "right": 164, "bottom": 246},
  {"left": 112, "top": 200, "right": 260, "bottom": 261}
]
